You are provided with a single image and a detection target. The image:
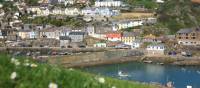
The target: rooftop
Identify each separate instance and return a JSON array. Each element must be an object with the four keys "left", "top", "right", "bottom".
[
  {"left": 59, "top": 36, "right": 71, "bottom": 40},
  {"left": 69, "top": 32, "right": 86, "bottom": 35}
]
